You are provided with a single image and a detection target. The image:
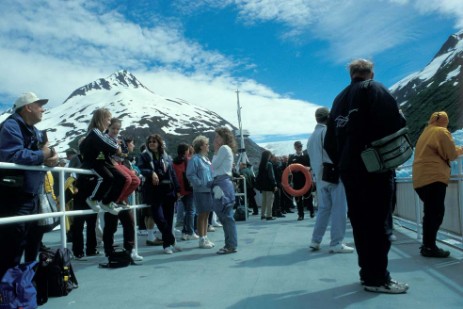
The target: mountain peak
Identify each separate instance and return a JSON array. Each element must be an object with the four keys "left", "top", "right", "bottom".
[
  {"left": 63, "top": 70, "right": 150, "bottom": 103},
  {"left": 434, "top": 30, "right": 463, "bottom": 58}
]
